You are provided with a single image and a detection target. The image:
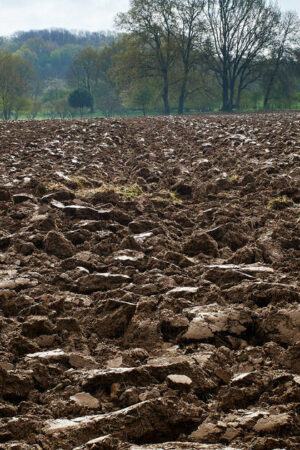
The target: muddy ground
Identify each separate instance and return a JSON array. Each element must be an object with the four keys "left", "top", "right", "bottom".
[{"left": 0, "top": 112, "right": 299, "bottom": 449}]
